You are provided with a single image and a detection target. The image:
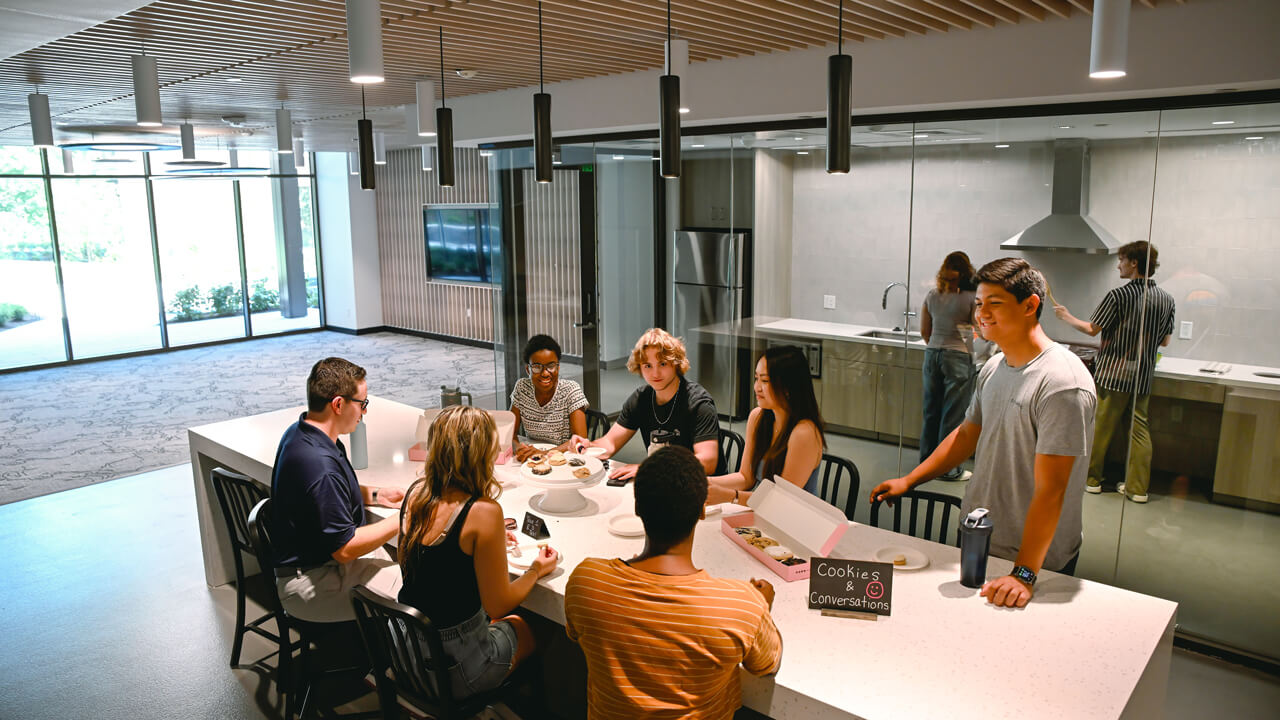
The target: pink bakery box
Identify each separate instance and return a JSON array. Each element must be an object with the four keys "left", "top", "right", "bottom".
[
  {"left": 721, "top": 476, "right": 850, "bottom": 582},
  {"left": 408, "top": 409, "right": 517, "bottom": 462}
]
